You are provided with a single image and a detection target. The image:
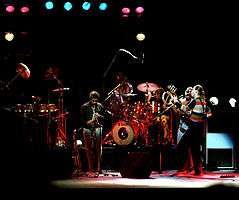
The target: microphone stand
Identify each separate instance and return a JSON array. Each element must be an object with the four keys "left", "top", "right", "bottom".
[
  {"left": 3, "top": 72, "right": 22, "bottom": 90},
  {"left": 102, "top": 50, "right": 120, "bottom": 100},
  {"left": 103, "top": 51, "right": 119, "bottom": 79},
  {"left": 104, "top": 82, "right": 125, "bottom": 102},
  {"left": 153, "top": 104, "right": 174, "bottom": 121}
]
